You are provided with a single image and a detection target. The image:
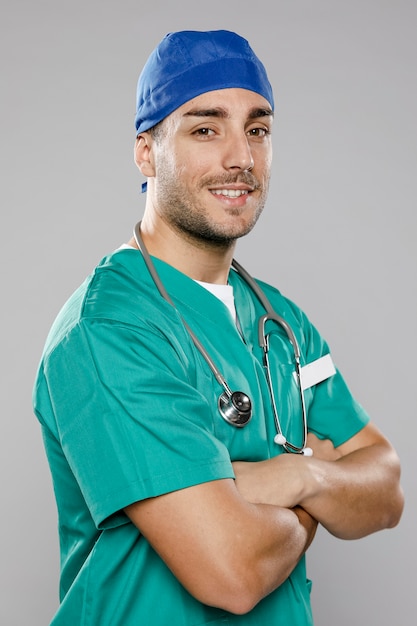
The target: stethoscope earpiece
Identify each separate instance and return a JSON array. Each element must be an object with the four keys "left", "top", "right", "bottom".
[
  {"left": 273, "top": 433, "right": 287, "bottom": 445},
  {"left": 218, "top": 391, "right": 252, "bottom": 427}
]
